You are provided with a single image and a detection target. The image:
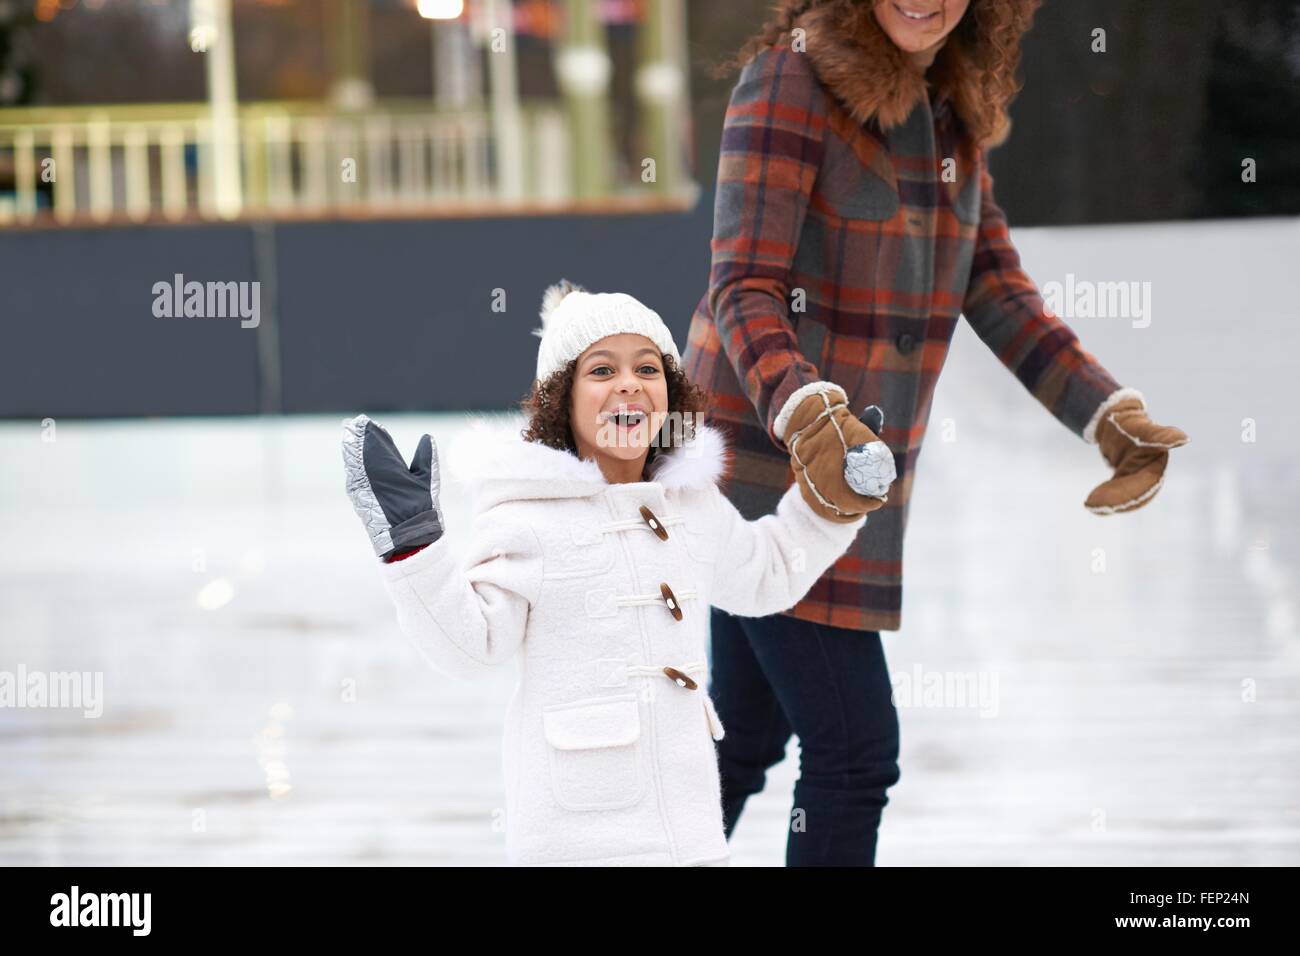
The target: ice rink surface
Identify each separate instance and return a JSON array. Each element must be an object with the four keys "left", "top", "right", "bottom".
[{"left": 2, "top": 218, "right": 1298, "bottom": 865}]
